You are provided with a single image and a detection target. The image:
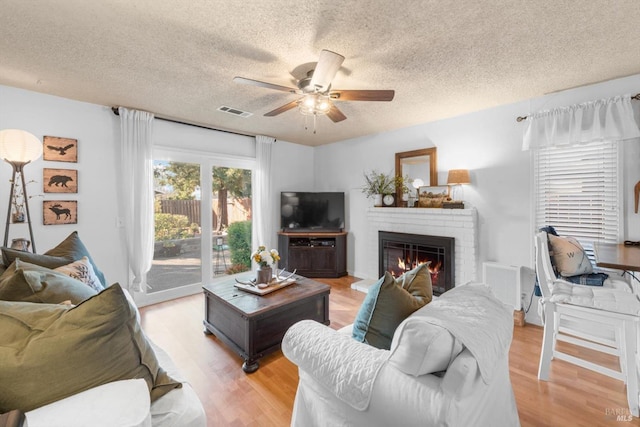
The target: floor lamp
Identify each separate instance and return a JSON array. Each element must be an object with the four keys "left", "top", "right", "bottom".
[{"left": 0, "top": 129, "right": 43, "bottom": 253}]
